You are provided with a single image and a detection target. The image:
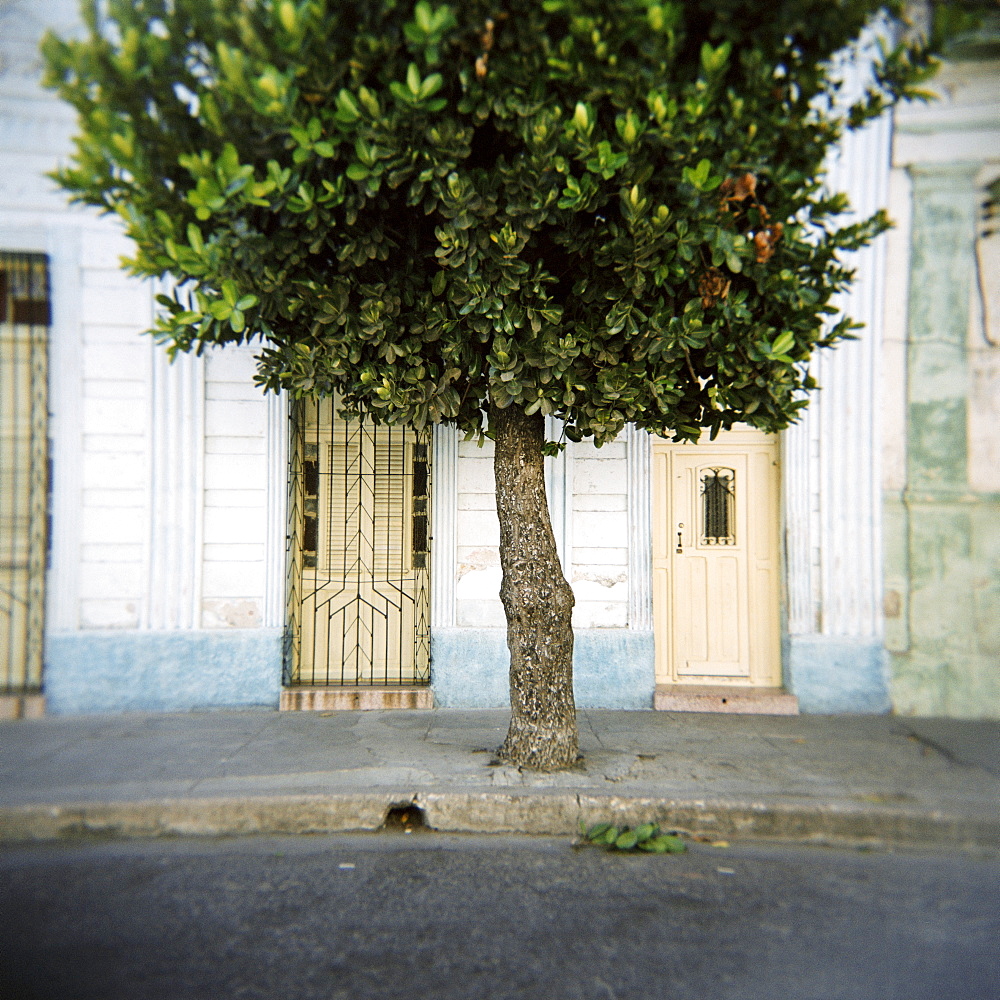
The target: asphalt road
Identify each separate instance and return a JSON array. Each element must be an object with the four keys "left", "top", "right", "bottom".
[{"left": 0, "top": 832, "right": 996, "bottom": 1000}]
